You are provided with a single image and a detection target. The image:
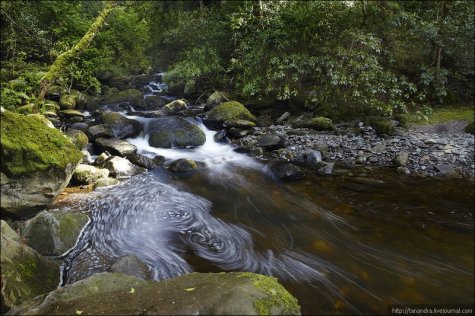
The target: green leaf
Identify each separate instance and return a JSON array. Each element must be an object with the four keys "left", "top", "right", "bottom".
[{"left": 184, "top": 287, "right": 196, "bottom": 292}]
